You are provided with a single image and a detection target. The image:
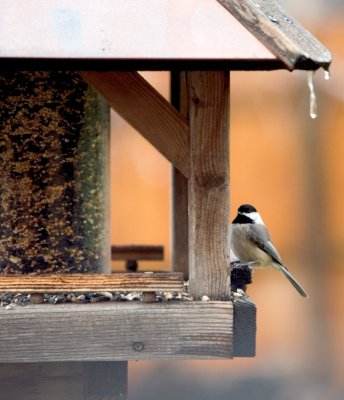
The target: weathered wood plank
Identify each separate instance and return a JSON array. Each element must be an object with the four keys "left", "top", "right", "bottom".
[
  {"left": 0, "top": 301, "right": 233, "bottom": 361},
  {"left": 80, "top": 71, "right": 190, "bottom": 177},
  {"left": 111, "top": 245, "right": 164, "bottom": 261},
  {"left": 217, "top": 0, "right": 331, "bottom": 70},
  {"left": 0, "top": 273, "right": 183, "bottom": 293},
  {"left": 187, "top": 71, "right": 231, "bottom": 300},
  {"left": 233, "top": 298, "right": 256, "bottom": 357},
  {"left": 0, "top": 362, "right": 128, "bottom": 400},
  {"left": 171, "top": 71, "right": 189, "bottom": 277}
]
